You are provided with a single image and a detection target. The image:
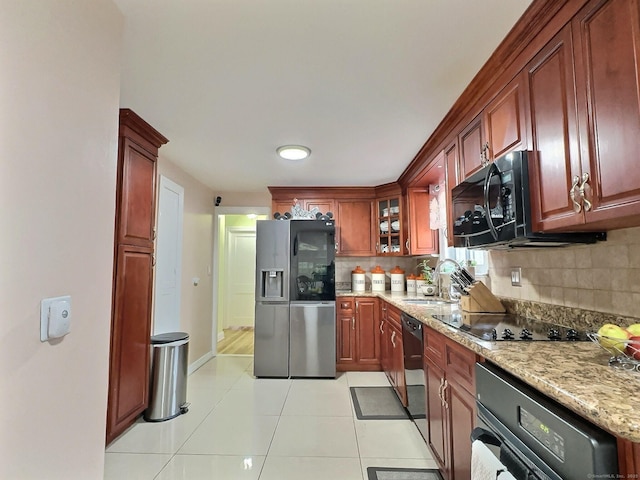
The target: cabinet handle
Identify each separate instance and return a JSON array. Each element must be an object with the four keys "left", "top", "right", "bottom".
[
  {"left": 391, "top": 330, "right": 396, "bottom": 347},
  {"left": 380, "top": 320, "right": 384, "bottom": 334},
  {"left": 152, "top": 254, "right": 156, "bottom": 267},
  {"left": 335, "top": 242, "right": 339, "bottom": 252},
  {"left": 405, "top": 239, "right": 410, "bottom": 250},
  {"left": 376, "top": 242, "right": 379, "bottom": 253},
  {"left": 579, "top": 172, "right": 592, "bottom": 212},
  {"left": 352, "top": 316, "right": 355, "bottom": 330},
  {"left": 438, "top": 377, "right": 445, "bottom": 406},
  {"left": 569, "top": 175, "right": 582, "bottom": 213},
  {"left": 481, "top": 142, "right": 490, "bottom": 166},
  {"left": 152, "top": 227, "right": 157, "bottom": 240},
  {"left": 443, "top": 379, "right": 449, "bottom": 410}
]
